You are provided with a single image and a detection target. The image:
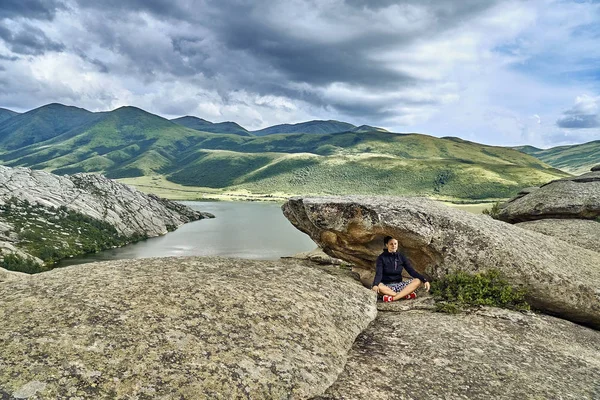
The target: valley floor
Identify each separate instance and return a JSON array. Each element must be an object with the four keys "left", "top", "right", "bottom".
[{"left": 118, "top": 175, "right": 503, "bottom": 210}]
